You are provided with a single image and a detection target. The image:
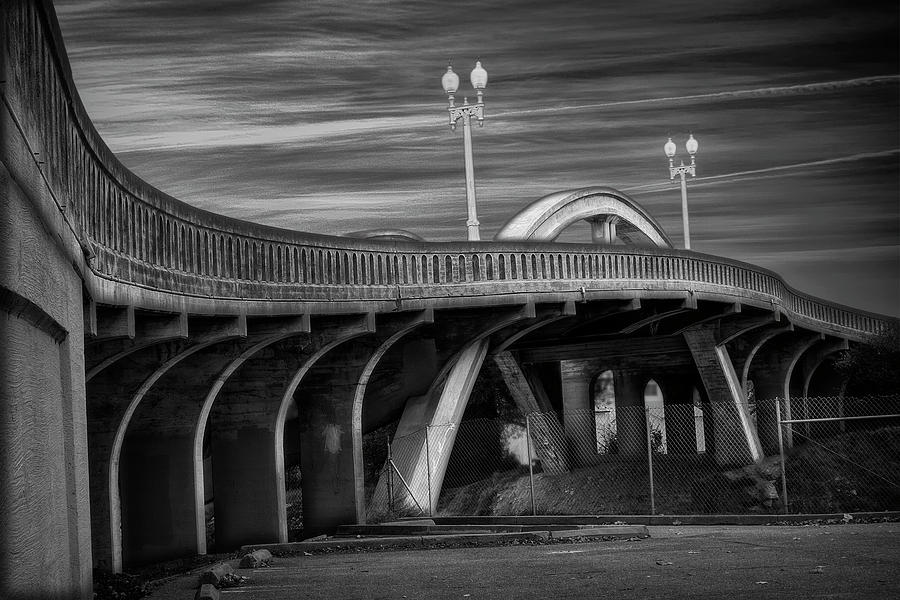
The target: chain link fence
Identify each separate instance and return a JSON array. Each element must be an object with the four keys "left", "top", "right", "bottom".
[
  {"left": 776, "top": 395, "right": 900, "bottom": 514},
  {"left": 363, "top": 395, "right": 899, "bottom": 520}
]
